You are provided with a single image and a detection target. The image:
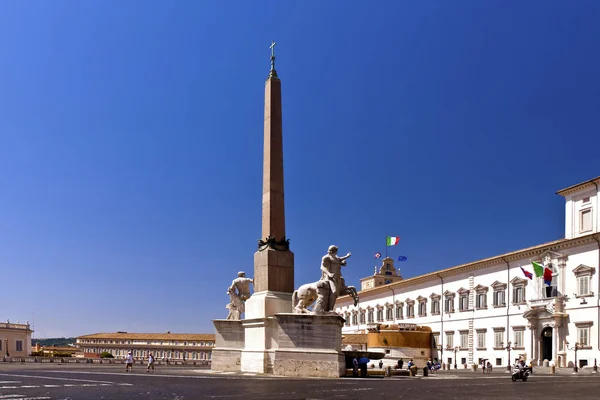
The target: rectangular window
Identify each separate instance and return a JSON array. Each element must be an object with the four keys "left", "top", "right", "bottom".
[
  {"left": 477, "top": 332, "right": 486, "bottom": 348},
  {"left": 493, "top": 290, "right": 505, "bottom": 306},
  {"left": 433, "top": 334, "right": 439, "bottom": 347},
  {"left": 578, "top": 327, "right": 590, "bottom": 346},
  {"left": 352, "top": 314, "right": 357, "bottom": 325},
  {"left": 512, "top": 287, "right": 524, "bottom": 304},
  {"left": 396, "top": 305, "right": 403, "bottom": 319},
  {"left": 419, "top": 303, "right": 426, "bottom": 316},
  {"left": 386, "top": 308, "right": 393, "bottom": 320},
  {"left": 581, "top": 209, "right": 593, "bottom": 232},
  {"left": 431, "top": 300, "right": 440, "bottom": 314},
  {"left": 459, "top": 295, "right": 469, "bottom": 311},
  {"left": 367, "top": 311, "right": 374, "bottom": 323},
  {"left": 376, "top": 309, "right": 383, "bottom": 321},
  {"left": 578, "top": 276, "right": 590, "bottom": 296},
  {"left": 445, "top": 297, "right": 454, "bottom": 312},
  {"left": 514, "top": 331, "right": 523, "bottom": 347},
  {"left": 344, "top": 317, "right": 350, "bottom": 327},
  {"left": 494, "top": 331, "right": 503, "bottom": 348},
  {"left": 360, "top": 313, "right": 365, "bottom": 324},
  {"left": 446, "top": 333, "right": 454, "bottom": 348},
  {"left": 460, "top": 332, "right": 468, "bottom": 349},
  {"left": 476, "top": 293, "right": 487, "bottom": 308},
  {"left": 407, "top": 304, "right": 414, "bottom": 318}
]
